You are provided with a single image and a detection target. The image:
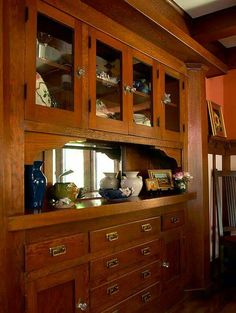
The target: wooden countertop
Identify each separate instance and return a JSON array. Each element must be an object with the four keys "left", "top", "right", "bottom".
[{"left": 8, "top": 192, "right": 196, "bottom": 231}]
